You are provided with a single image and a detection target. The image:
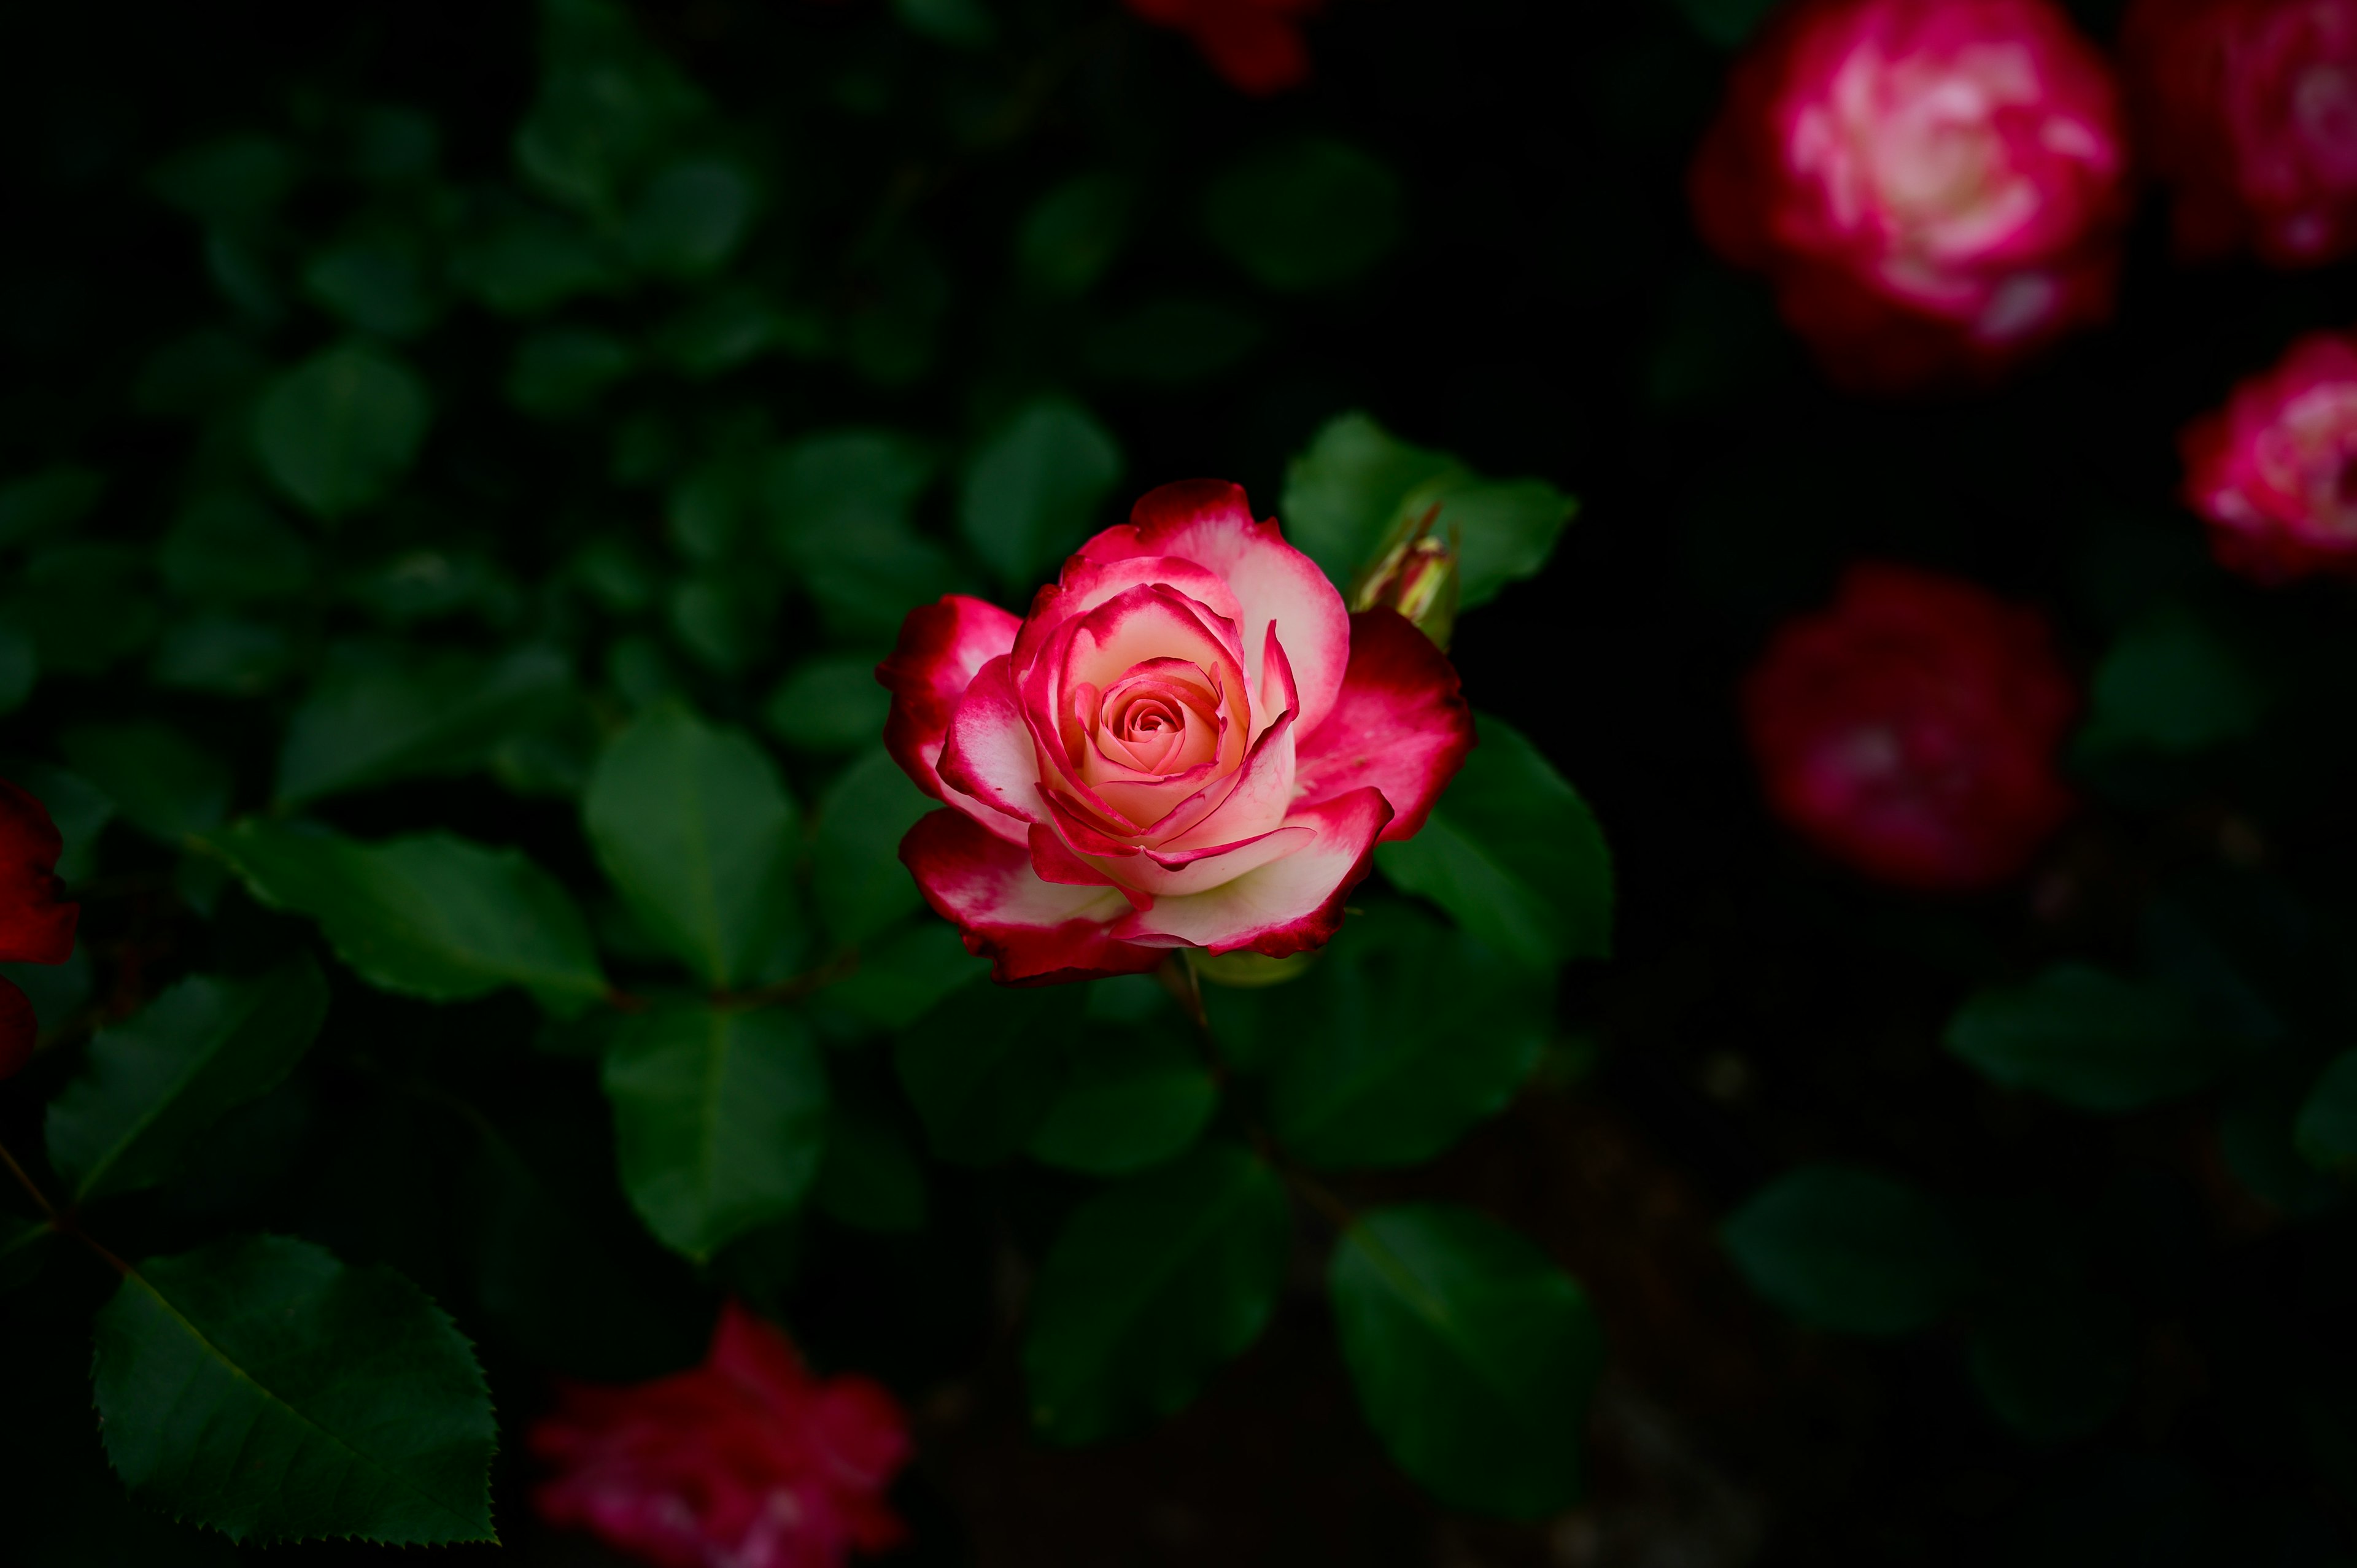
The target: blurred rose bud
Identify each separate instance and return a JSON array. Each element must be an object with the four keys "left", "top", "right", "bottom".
[
  {"left": 1743, "top": 564, "right": 2077, "bottom": 891},
  {"left": 1122, "top": 0, "right": 1323, "bottom": 96},
  {"left": 0, "top": 778, "right": 79, "bottom": 1079},
  {"left": 532, "top": 1301, "right": 910, "bottom": 1568},
  {"left": 1691, "top": 0, "right": 2129, "bottom": 390},
  {"left": 2181, "top": 330, "right": 2357, "bottom": 581},
  {"left": 2125, "top": 0, "right": 2357, "bottom": 266},
  {"left": 1350, "top": 503, "right": 1460, "bottom": 649}
]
